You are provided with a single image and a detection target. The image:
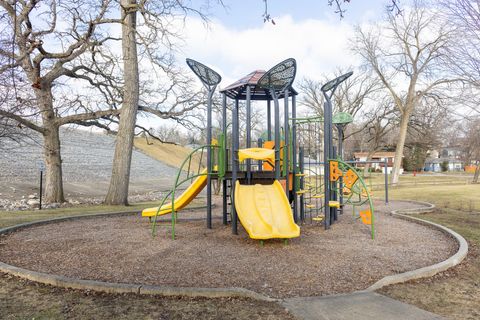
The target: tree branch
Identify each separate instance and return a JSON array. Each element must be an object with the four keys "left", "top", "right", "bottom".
[{"left": 0, "top": 109, "right": 45, "bottom": 133}]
